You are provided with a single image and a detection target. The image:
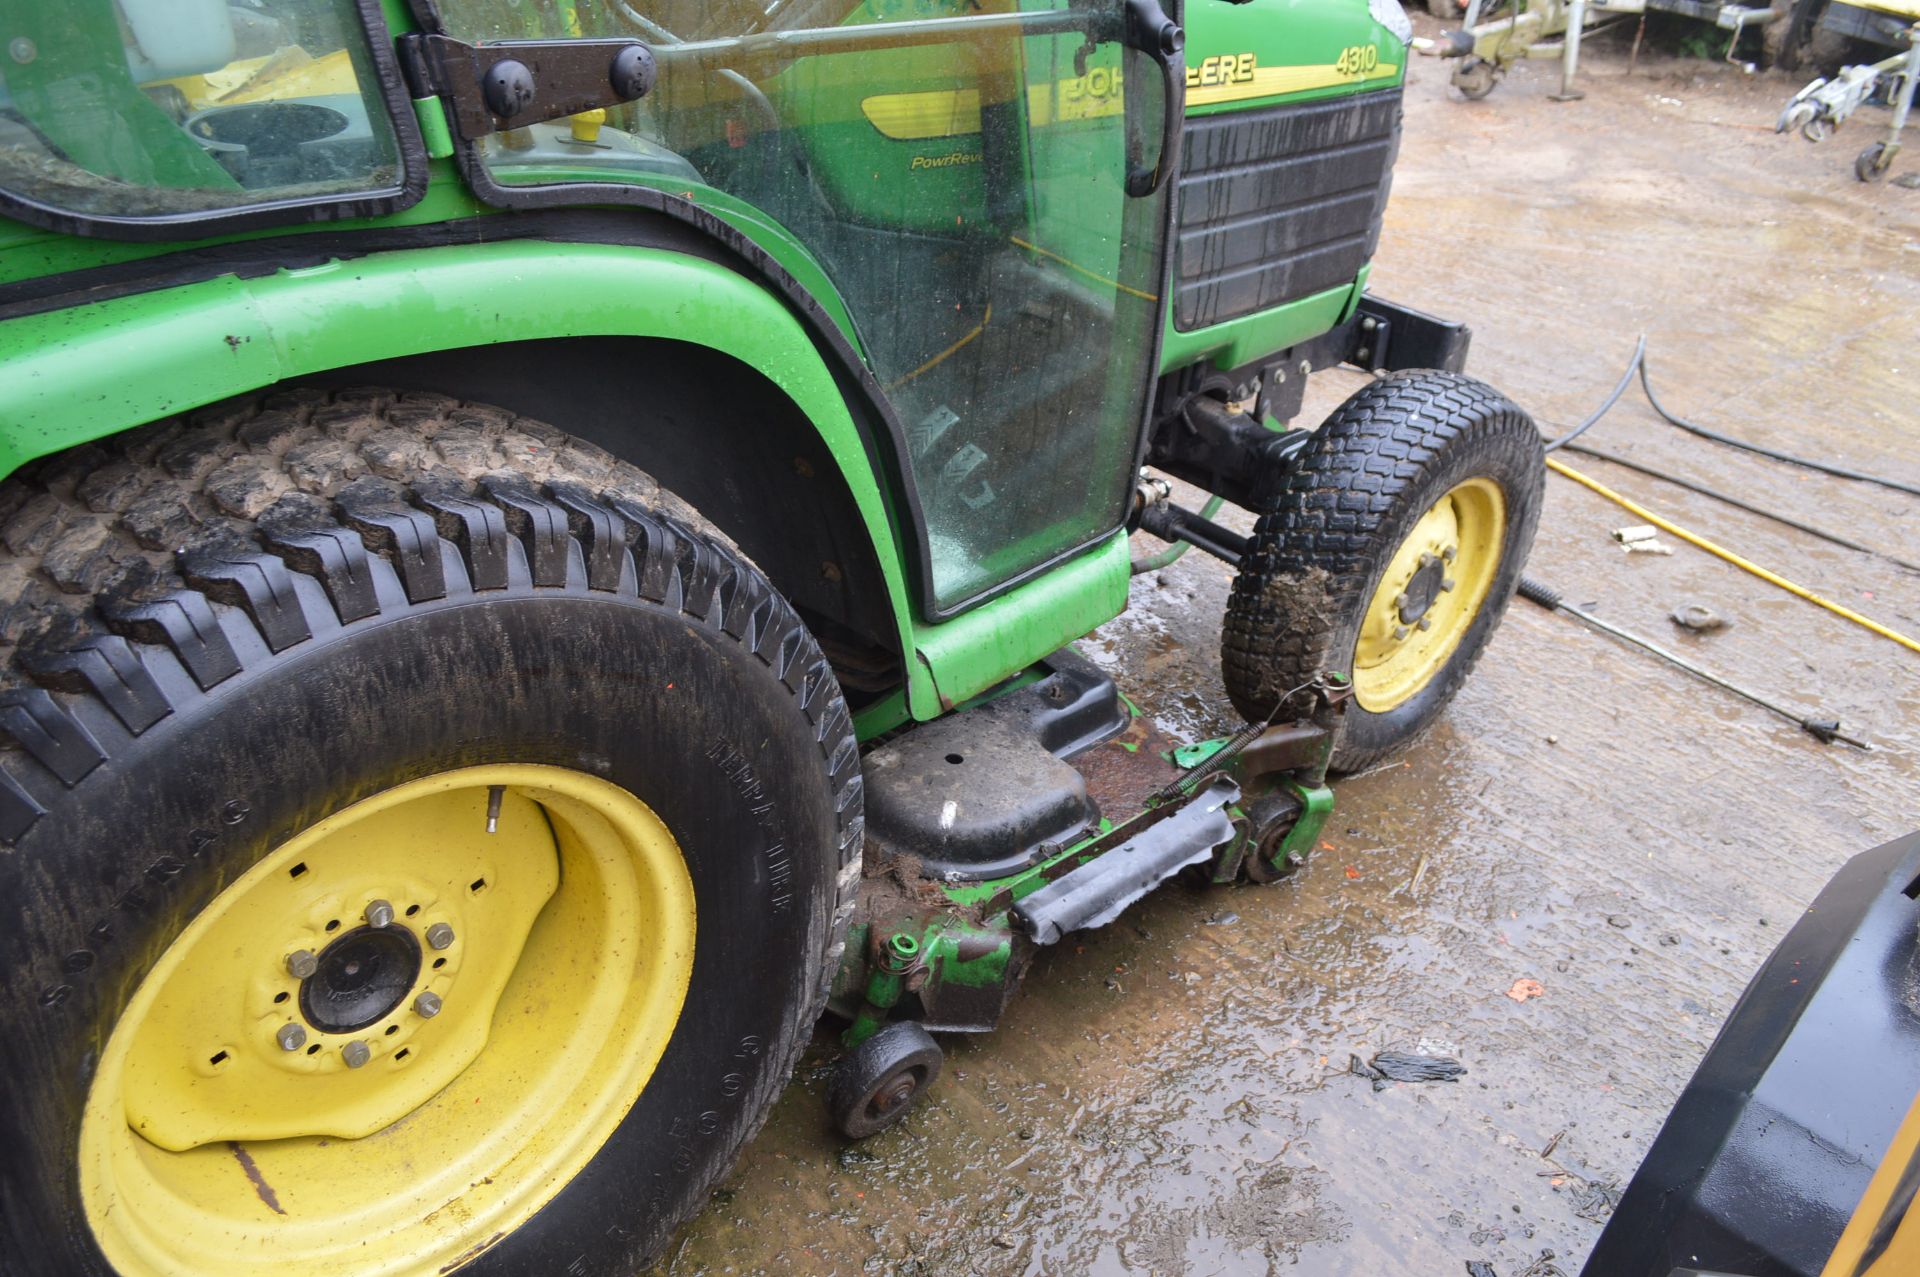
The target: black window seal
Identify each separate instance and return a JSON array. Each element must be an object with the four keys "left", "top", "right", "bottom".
[
  {"left": 0, "top": 0, "right": 427, "bottom": 243},
  {"left": 414, "top": 4, "right": 1182, "bottom": 623}
]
